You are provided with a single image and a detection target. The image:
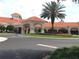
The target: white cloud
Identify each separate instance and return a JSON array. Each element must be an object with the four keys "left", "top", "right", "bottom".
[{"left": 0, "top": 0, "right": 79, "bottom": 22}]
